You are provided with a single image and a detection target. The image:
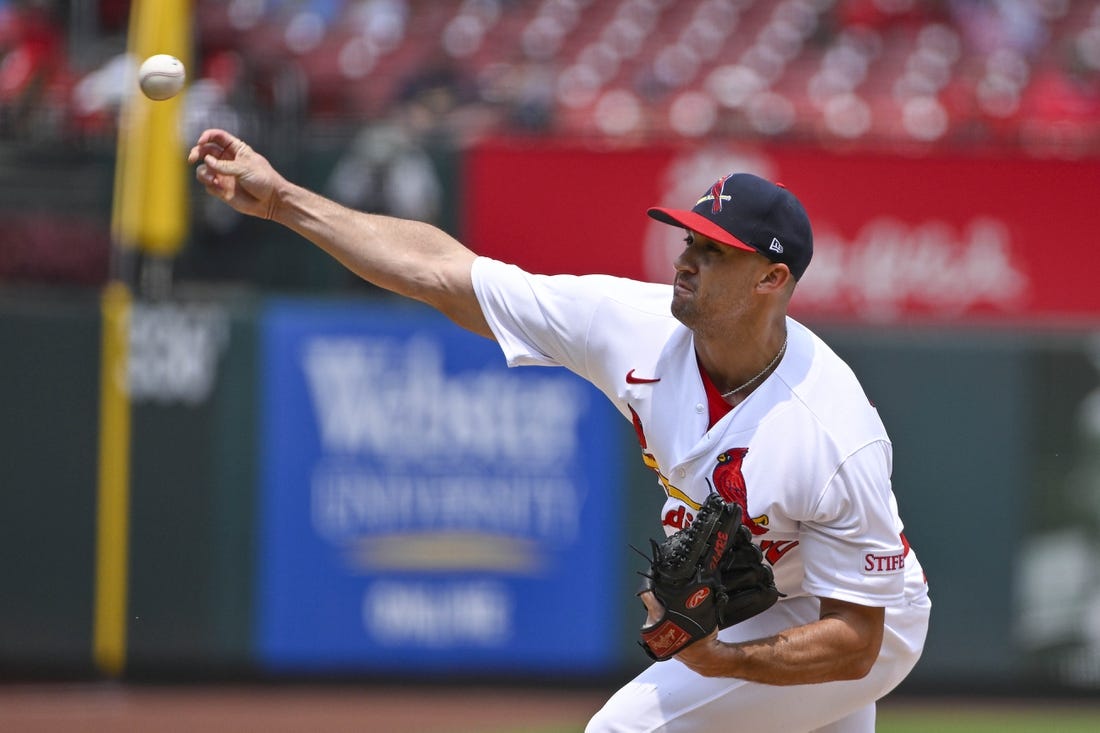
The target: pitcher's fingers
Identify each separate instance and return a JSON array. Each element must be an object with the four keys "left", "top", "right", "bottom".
[
  {"left": 203, "top": 153, "right": 247, "bottom": 177},
  {"left": 188, "top": 141, "right": 225, "bottom": 164},
  {"left": 639, "top": 590, "right": 662, "bottom": 613},
  {"left": 194, "top": 128, "right": 237, "bottom": 148},
  {"left": 195, "top": 162, "right": 218, "bottom": 186},
  {"left": 190, "top": 129, "right": 255, "bottom": 163},
  {"left": 205, "top": 129, "right": 254, "bottom": 159}
]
